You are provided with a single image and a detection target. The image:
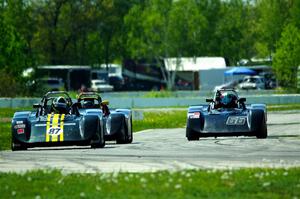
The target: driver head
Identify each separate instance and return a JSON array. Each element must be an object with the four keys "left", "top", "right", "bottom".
[{"left": 52, "top": 96, "right": 68, "bottom": 113}]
